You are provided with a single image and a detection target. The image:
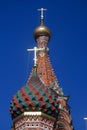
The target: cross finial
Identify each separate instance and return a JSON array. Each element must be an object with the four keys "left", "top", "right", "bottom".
[
  {"left": 37, "top": 8, "right": 47, "bottom": 25},
  {"left": 27, "top": 47, "right": 45, "bottom": 66},
  {"left": 27, "top": 47, "right": 37, "bottom": 65}
]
